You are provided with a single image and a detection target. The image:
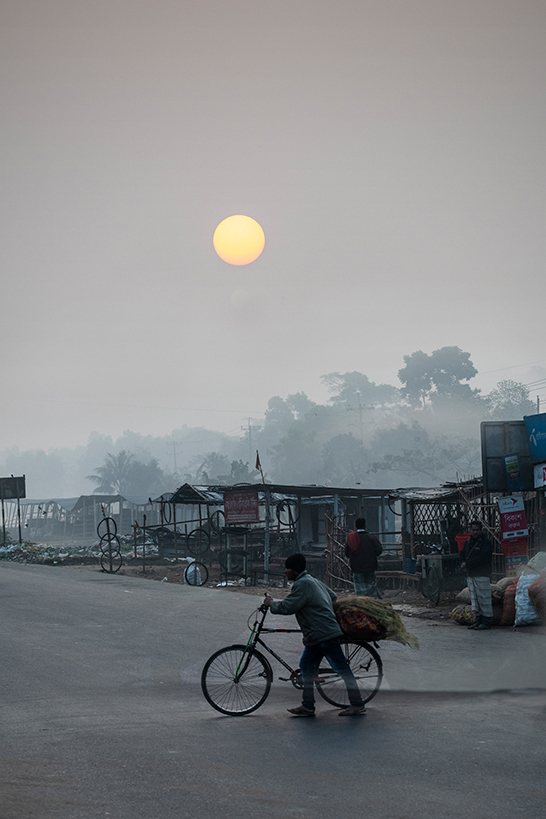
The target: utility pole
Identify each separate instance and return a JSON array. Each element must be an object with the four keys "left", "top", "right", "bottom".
[
  {"left": 172, "top": 436, "right": 177, "bottom": 476},
  {"left": 241, "top": 419, "right": 254, "bottom": 466}
]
